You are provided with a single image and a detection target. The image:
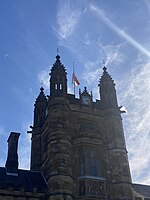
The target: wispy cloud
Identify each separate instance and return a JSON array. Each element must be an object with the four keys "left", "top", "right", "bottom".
[
  {"left": 83, "top": 67, "right": 102, "bottom": 85},
  {"left": 55, "top": 0, "right": 81, "bottom": 39},
  {"left": 118, "top": 56, "right": 150, "bottom": 184},
  {"left": 38, "top": 68, "right": 50, "bottom": 91},
  {"left": 83, "top": 33, "right": 91, "bottom": 45},
  {"left": 98, "top": 42, "right": 126, "bottom": 66},
  {"left": 82, "top": 42, "right": 125, "bottom": 85},
  {"left": 90, "top": 3, "right": 150, "bottom": 58}
]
